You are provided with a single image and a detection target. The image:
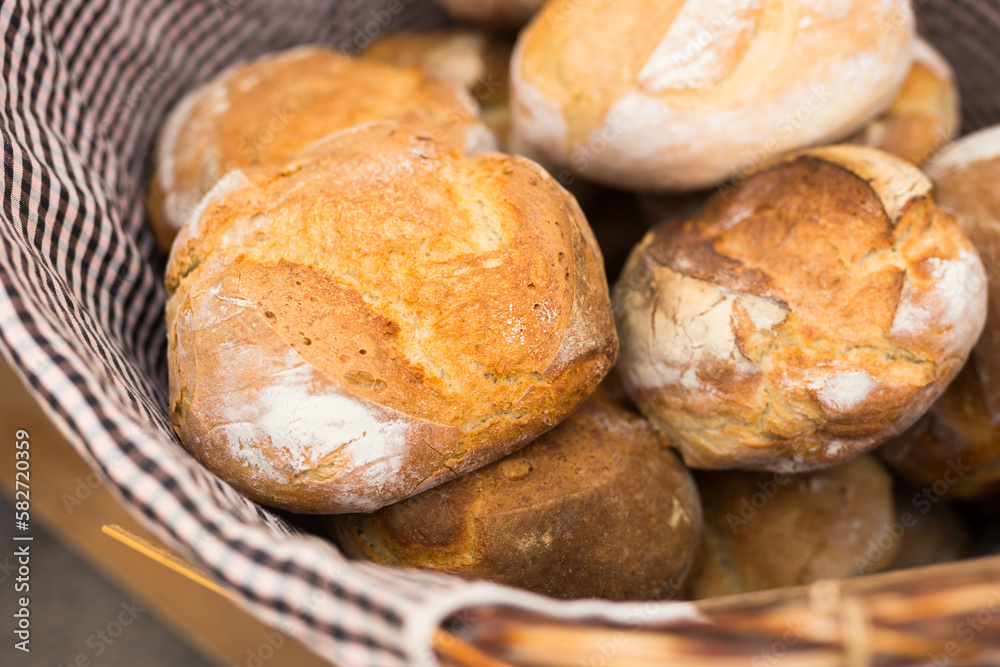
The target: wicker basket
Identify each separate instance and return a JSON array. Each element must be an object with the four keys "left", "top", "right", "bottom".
[{"left": 2, "top": 2, "right": 999, "bottom": 666}]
